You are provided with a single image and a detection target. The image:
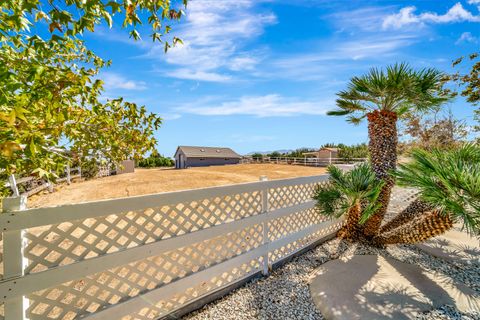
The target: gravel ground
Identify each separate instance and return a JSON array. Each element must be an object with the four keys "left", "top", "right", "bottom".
[{"left": 184, "top": 238, "right": 480, "bottom": 320}]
